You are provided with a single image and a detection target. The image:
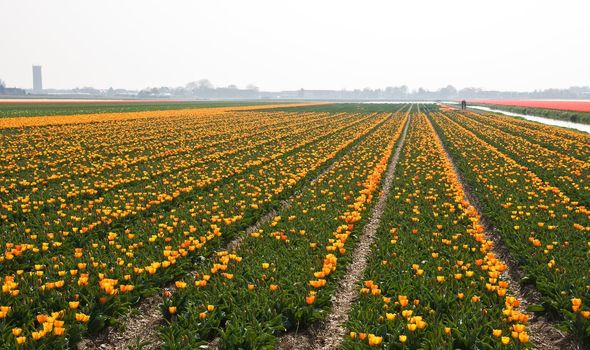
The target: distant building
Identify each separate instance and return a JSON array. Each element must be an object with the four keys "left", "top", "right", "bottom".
[
  {"left": 0, "top": 80, "right": 26, "bottom": 96},
  {"left": 0, "top": 86, "right": 26, "bottom": 95},
  {"left": 32, "top": 65, "right": 43, "bottom": 92},
  {"left": 1, "top": 87, "right": 26, "bottom": 96}
]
